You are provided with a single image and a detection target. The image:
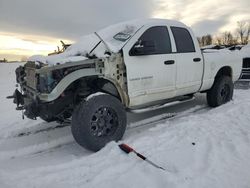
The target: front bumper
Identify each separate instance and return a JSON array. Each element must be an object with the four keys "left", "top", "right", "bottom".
[{"left": 7, "top": 89, "right": 39, "bottom": 119}]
